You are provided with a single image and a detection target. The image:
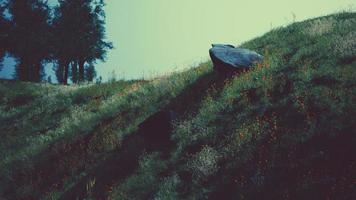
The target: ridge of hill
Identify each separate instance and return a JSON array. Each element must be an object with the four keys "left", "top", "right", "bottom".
[{"left": 0, "top": 12, "right": 355, "bottom": 200}]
